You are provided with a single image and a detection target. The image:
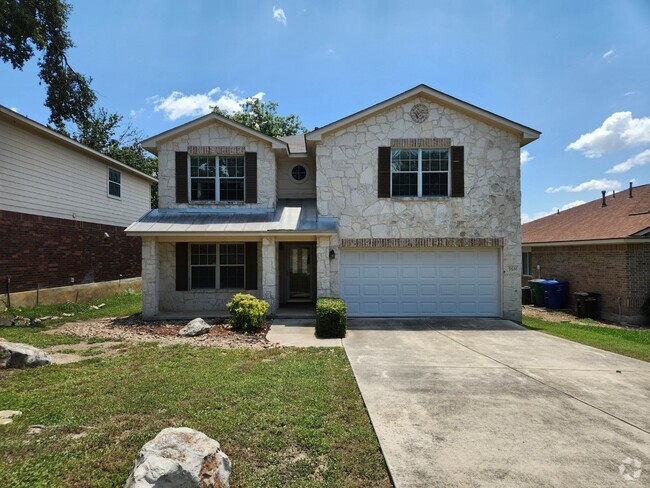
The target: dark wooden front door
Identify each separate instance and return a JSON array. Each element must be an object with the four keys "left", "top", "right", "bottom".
[{"left": 281, "top": 243, "right": 316, "bottom": 303}]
